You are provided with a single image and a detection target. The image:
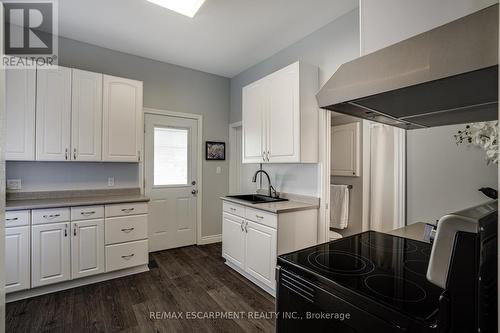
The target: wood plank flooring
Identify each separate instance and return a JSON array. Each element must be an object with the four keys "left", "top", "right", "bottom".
[{"left": 5, "top": 243, "right": 276, "bottom": 333}]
